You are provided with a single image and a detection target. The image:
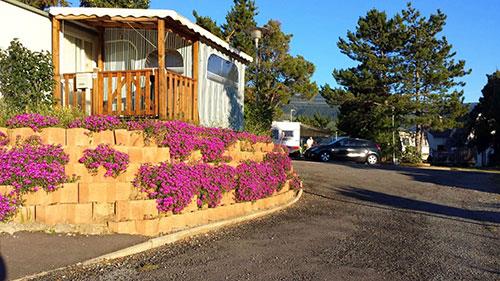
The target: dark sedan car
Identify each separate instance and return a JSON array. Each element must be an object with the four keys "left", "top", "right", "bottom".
[{"left": 304, "top": 137, "right": 381, "bottom": 165}]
